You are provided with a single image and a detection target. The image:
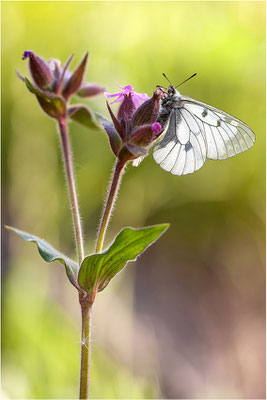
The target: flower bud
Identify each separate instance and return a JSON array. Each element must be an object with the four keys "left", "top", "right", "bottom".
[
  {"left": 129, "top": 122, "right": 162, "bottom": 147},
  {"left": 103, "top": 83, "right": 161, "bottom": 164},
  {"left": 48, "top": 58, "right": 65, "bottom": 92},
  {"left": 62, "top": 52, "right": 88, "bottom": 100},
  {"left": 23, "top": 51, "right": 52, "bottom": 89},
  {"left": 117, "top": 93, "right": 136, "bottom": 121},
  {"left": 77, "top": 83, "right": 105, "bottom": 98},
  {"left": 131, "top": 88, "right": 164, "bottom": 128}
]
